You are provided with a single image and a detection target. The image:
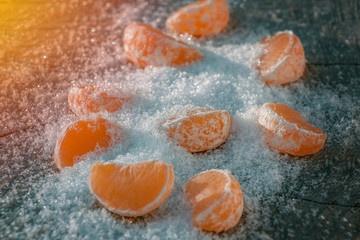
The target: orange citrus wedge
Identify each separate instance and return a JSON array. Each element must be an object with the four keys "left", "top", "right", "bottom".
[
  {"left": 162, "top": 109, "right": 231, "bottom": 152},
  {"left": 258, "top": 103, "right": 326, "bottom": 156},
  {"left": 88, "top": 160, "right": 174, "bottom": 217},
  {"left": 123, "top": 22, "right": 203, "bottom": 68},
  {"left": 185, "top": 169, "right": 243, "bottom": 232},
  {"left": 68, "top": 85, "right": 131, "bottom": 116},
  {"left": 257, "top": 31, "right": 306, "bottom": 85},
  {"left": 54, "top": 118, "right": 123, "bottom": 169},
  {"left": 166, "top": 0, "right": 229, "bottom": 36}
]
